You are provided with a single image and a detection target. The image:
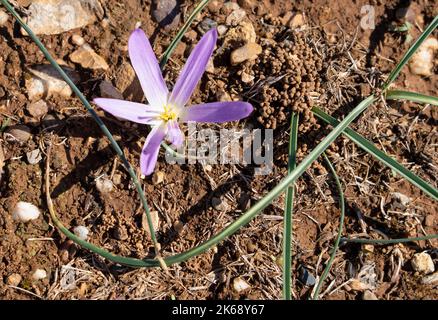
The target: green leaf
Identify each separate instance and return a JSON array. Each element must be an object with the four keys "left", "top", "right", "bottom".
[
  {"left": 386, "top": 90, "right": 438, "bottom": 106},
  {"left": 312, "top": 153, "right": 345, "bottom": 300},
  {"left": 341, "top": 234, "right": 438, "bottom": 245},
  {"left": 283, "top": 112, "right": 299, "bottom": 300}
]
